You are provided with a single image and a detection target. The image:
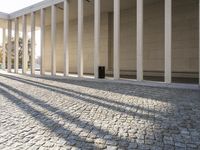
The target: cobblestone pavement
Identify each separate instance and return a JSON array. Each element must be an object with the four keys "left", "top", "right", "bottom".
[{"left": 0, "top": 73, "right": 200, "bottom": 150}]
